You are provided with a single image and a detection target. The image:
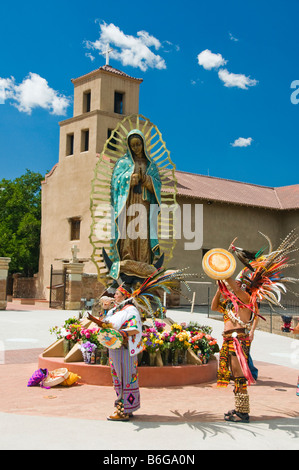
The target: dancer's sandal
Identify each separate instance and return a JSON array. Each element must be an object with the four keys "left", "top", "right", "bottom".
[
  {"left": 224, "top": 410, "right": 250, "bottom": 423},
  {"left": 107, "top": 401, "right": 130, "bottom": 421},
  {"left": 224, "top": 409, "right": 236, "bottom": 418},
  {"left": 107, "top": 410, "right": 130, "bottom": 421}
]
